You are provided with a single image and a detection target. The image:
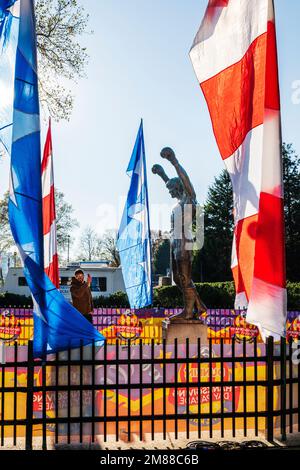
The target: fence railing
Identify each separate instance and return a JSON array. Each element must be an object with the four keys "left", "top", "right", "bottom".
[{"left": 0, "top": 336, "right": 299, "bottom": 449}]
